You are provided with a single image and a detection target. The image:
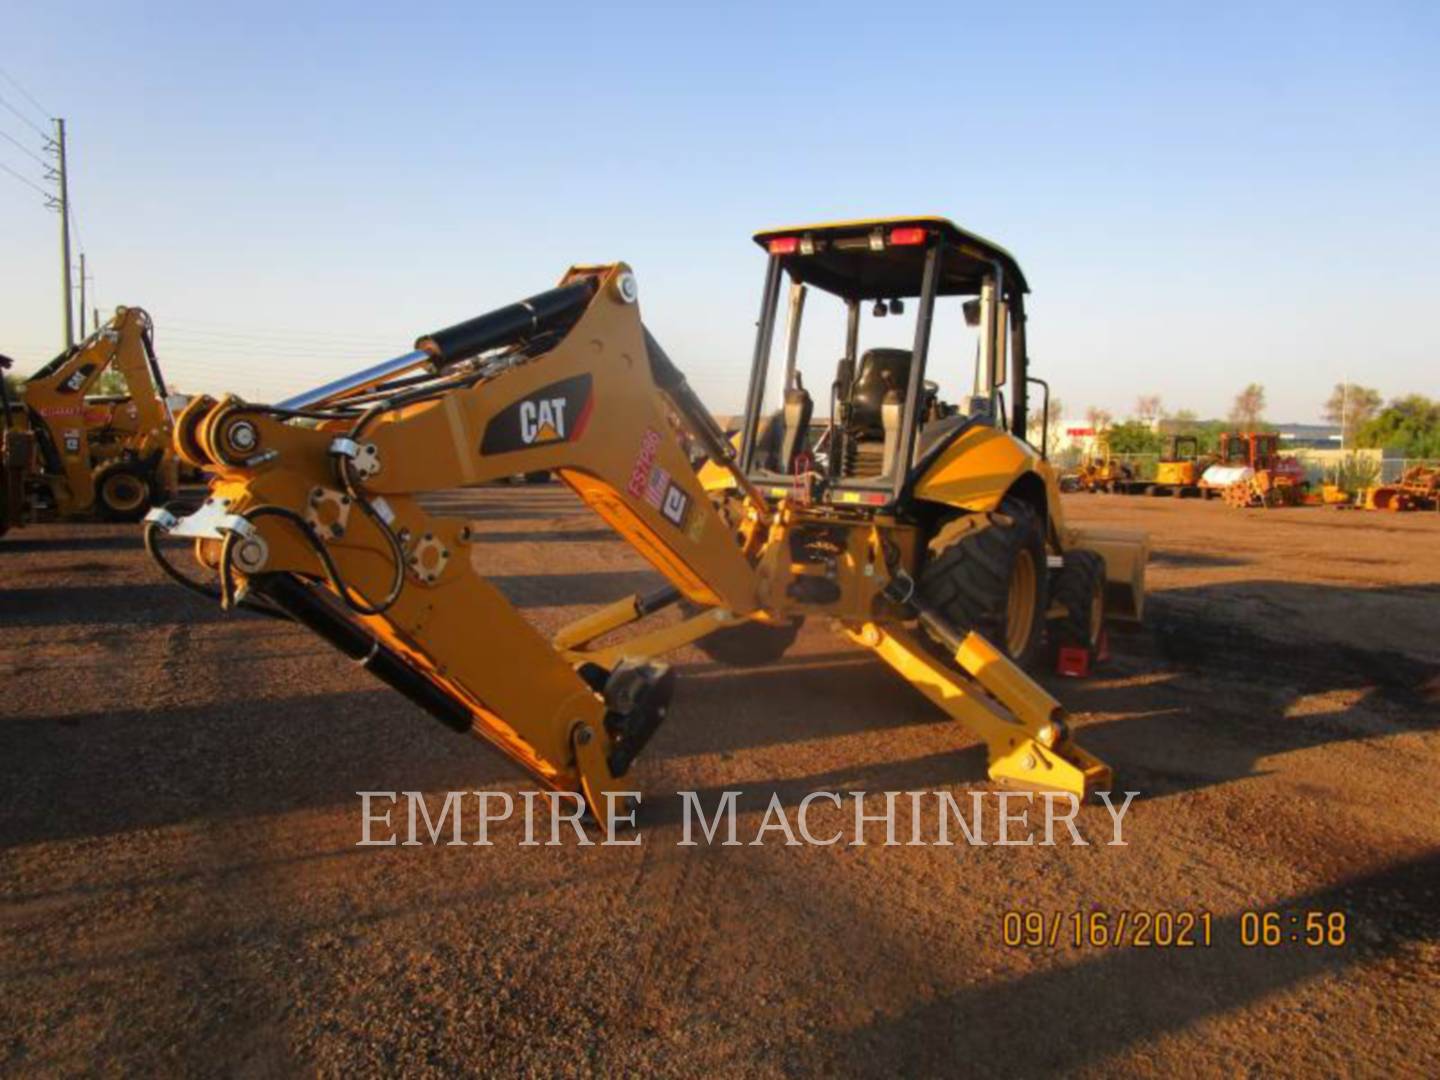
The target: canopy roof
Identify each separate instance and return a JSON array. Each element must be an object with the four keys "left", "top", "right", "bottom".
[{"left": 752, "top": 216, "right": 1028, "bottom": 300}]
